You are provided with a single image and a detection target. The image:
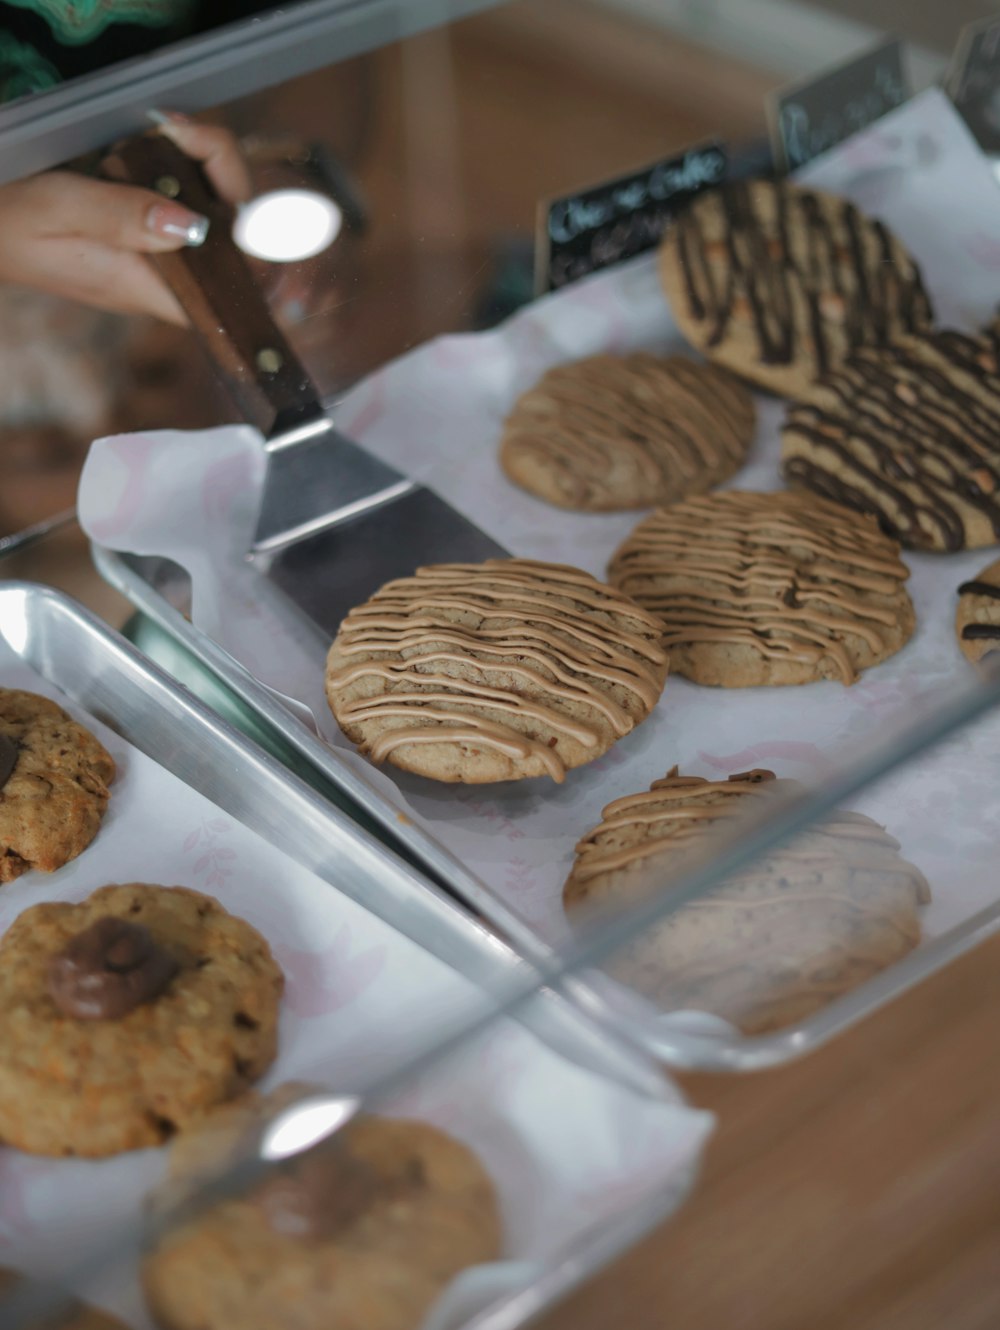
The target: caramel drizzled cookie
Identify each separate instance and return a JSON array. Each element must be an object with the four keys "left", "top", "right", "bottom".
[
  {"left": 0, "top": 688, "right": 115, "bottom": 883},
  {"left": 0, "top": 884, "right": 283, "bottom": 1156},
  {"left": 143, "top": 1084, "right": 501, "bottom": 1330},
  {"left": 564, "top": 768, "right": 930, "bottom": 1034},
  {"left": 783, "top": 330, "right": 1000, "bottom": 552},
  {"left": 956, "top": 557, "right": 1000, "bottom": 664},
  {"left": 608, "top": 489, "right": 914, "bottom": 686},
  {"left": 325, "top": 558, "right": 669, "bottom": 783},
  {"left": 658, "top": 179, "right": 933, "bottom": 398},
  {"left": 499, "top": 353, "right": 755, "bottom": 511},
  {"left": 0, "top": 1267, "right": 128, "bottom": 1329}
]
